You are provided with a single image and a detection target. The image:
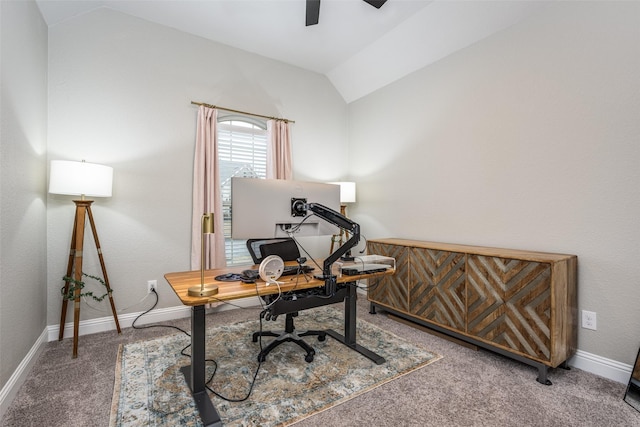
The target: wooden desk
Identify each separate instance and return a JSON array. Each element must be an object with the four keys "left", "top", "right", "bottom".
[{"left": 165, "top": 264, "right": 393, "bottom": 427}]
